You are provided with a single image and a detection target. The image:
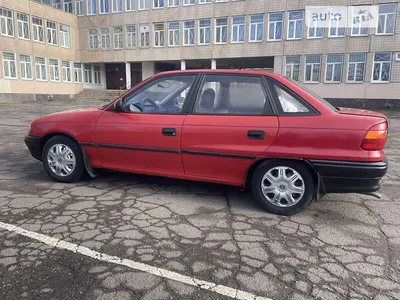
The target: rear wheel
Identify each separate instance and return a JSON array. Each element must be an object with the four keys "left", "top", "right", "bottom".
[
  {"left": 251, "top": 160, "right": 315, "bottom": 215},
  {"left": 42, "top": 136, "right": 84, "bottom": 183}
]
